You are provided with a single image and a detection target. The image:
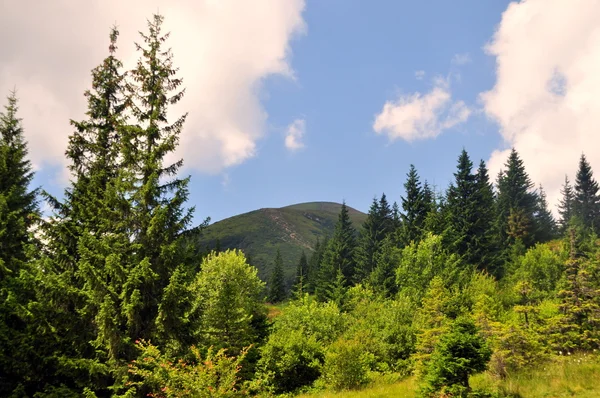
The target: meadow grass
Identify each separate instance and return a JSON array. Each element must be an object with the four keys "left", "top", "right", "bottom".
[{"left": 299, "top": 354, "right": 600, "bottom": 397}]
